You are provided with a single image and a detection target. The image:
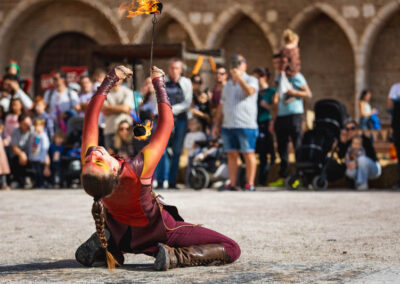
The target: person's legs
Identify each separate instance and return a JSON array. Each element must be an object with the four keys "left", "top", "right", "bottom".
[
  {"left": 11, "top": 156, "right": 26, "bottom": 188},
  {"left": 289, "top": 114, "right": 303, "bottom": 156},
  {"left": 169, "top": 118, "right": 187, "bottom": 188},
  {"left": 156, "top": 150, "right": 170, "bottom": 187},
  {"left": 226, "top": 152, "right": 240, "bottom": 187},
  {"left": 393, "top": 130, "right": 400, "bottom": 187},
  {"left": 256, "top": 122, "right": 268, "bottom": 185},
  {"left": 355, "top": 156, "right": 381, "bottom": 188},
  {"left": 154, "top": 210, "right": 240, "bottom": 270},
  {"left": 221, "top": 128, "right": 240, "bottom": 189},
  {"left": 236, "top": 128, "right": 258, "bottom": 188},
  {"left": 274, "top": 117, "right": 290, "bottom": 178}
]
